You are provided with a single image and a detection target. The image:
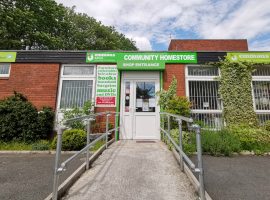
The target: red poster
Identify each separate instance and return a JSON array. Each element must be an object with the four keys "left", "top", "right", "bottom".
[{"left": 96, "top": 97, "right": 116, "bottom": 106}]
